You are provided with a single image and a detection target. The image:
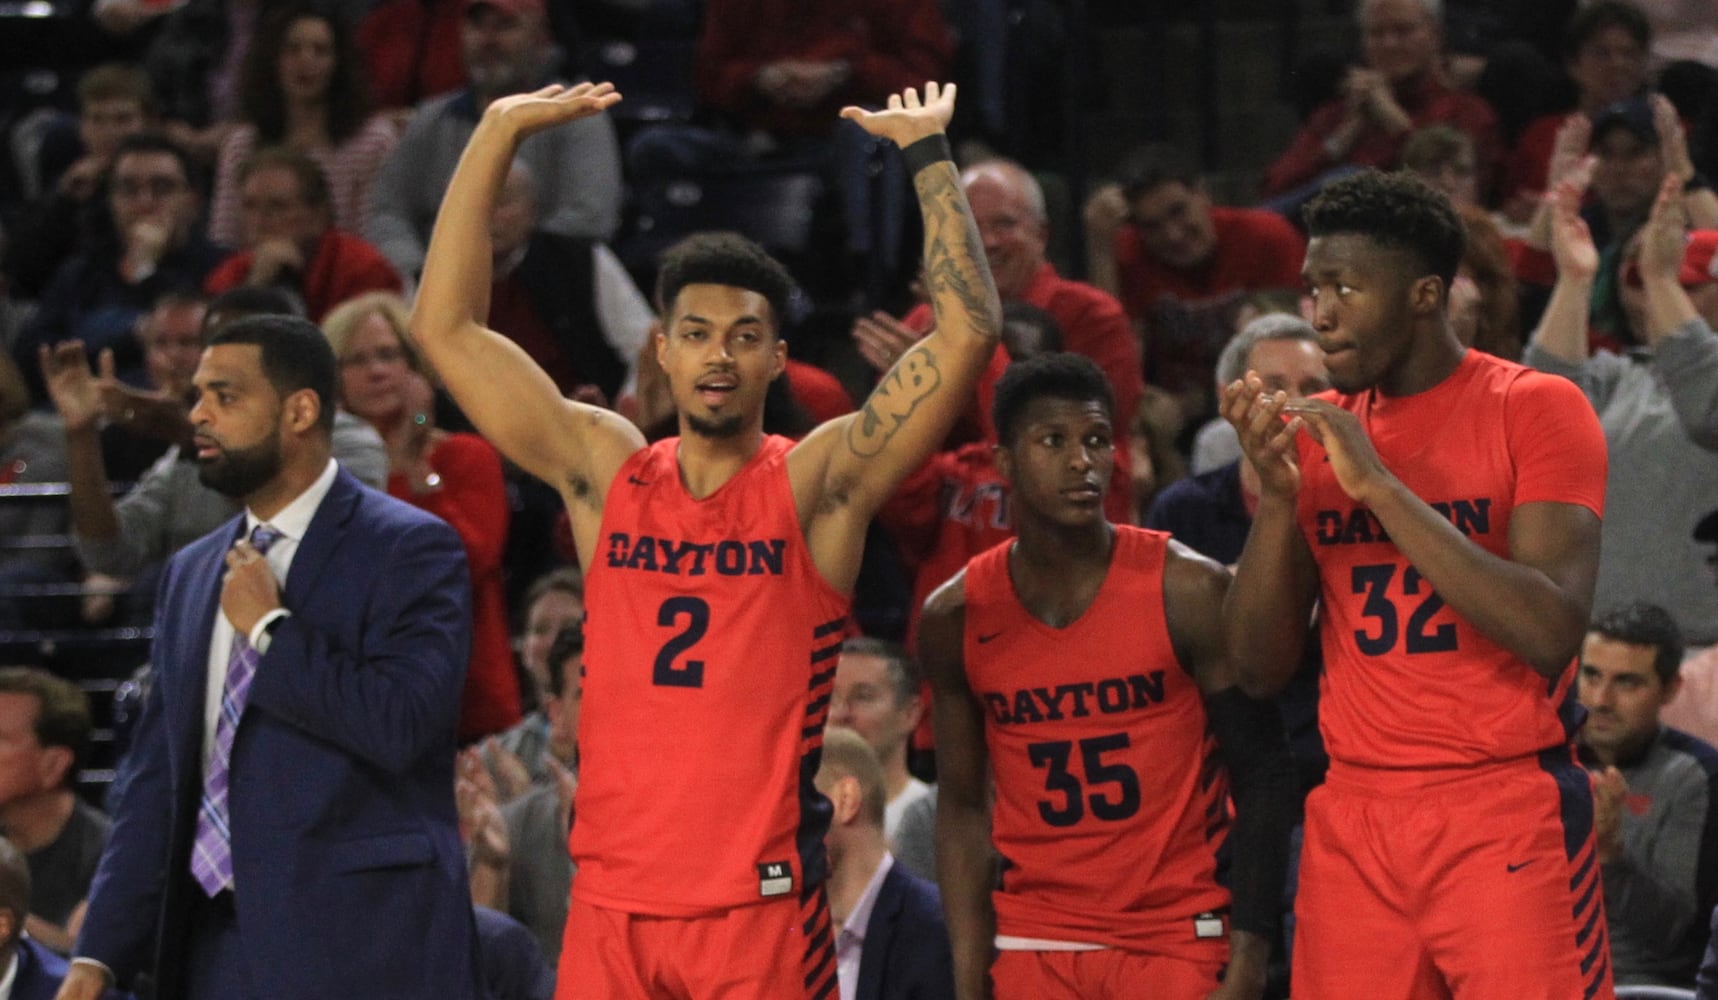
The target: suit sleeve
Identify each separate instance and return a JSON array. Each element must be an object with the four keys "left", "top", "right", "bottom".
[
  {"left": 74, "top": 560, "right": 188, "bottom": 983},
  {"left": 245, "top": 516, "right": 472, "bottom": 774}
]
